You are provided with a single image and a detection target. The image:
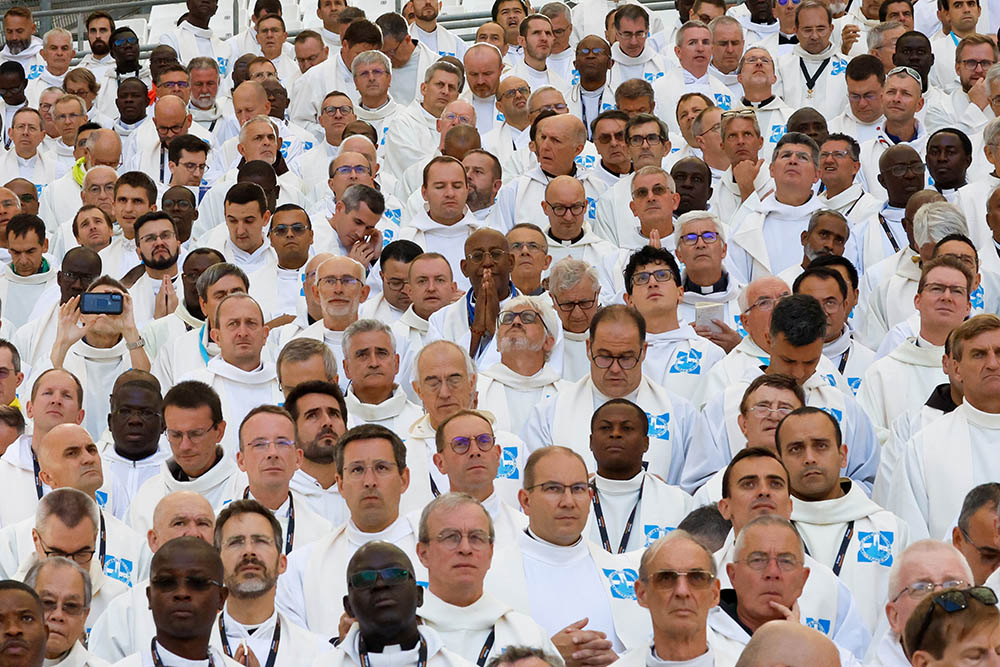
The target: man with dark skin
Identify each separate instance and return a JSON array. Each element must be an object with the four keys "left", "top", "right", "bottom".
[
  {"left": 892, "top": 31, "right": 934, "bottom": 94},
  {"left": 0, "top": 580, "right": 48, "bottom": 667},
  {"left": 109, "top": 28, "right": 142, "bottom": 79},
  {"left": 107, "top": 378, "right": 164, "bottom": 466},
  {"left": 146, "top": 536, "right": 232, "bottom": 664},
  {"left": 745, "top": 0, "right": 777, "bottom": 30},
  {"left": 671, "top": 157, "right": 714, "bottom": 215},
  {"left": 178, "top": 249, "right": 225, "bottom": 324},
  {"left": 161, "top": 186, "right": 198, "bottom": 244},
  {"left": 786, "top": 108, "right": 828, "bottom": 146},
  {"left": 461, "top": 228, "right": 514, "bottom": 358},
  {"left": 57, "top": 248, "right": 102, "bottom": 307},
  {"left": 574, "top": 35, "right": 612, "bottom": 129},
  {"left": 926, "top": 128, "right": 972, "bottom": 194},
  {"left": 862, "top": 145, "right": 926, "bottom": 268},
  {"left": 116, "top": 78, "right": 149, "bottom": 127}
]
